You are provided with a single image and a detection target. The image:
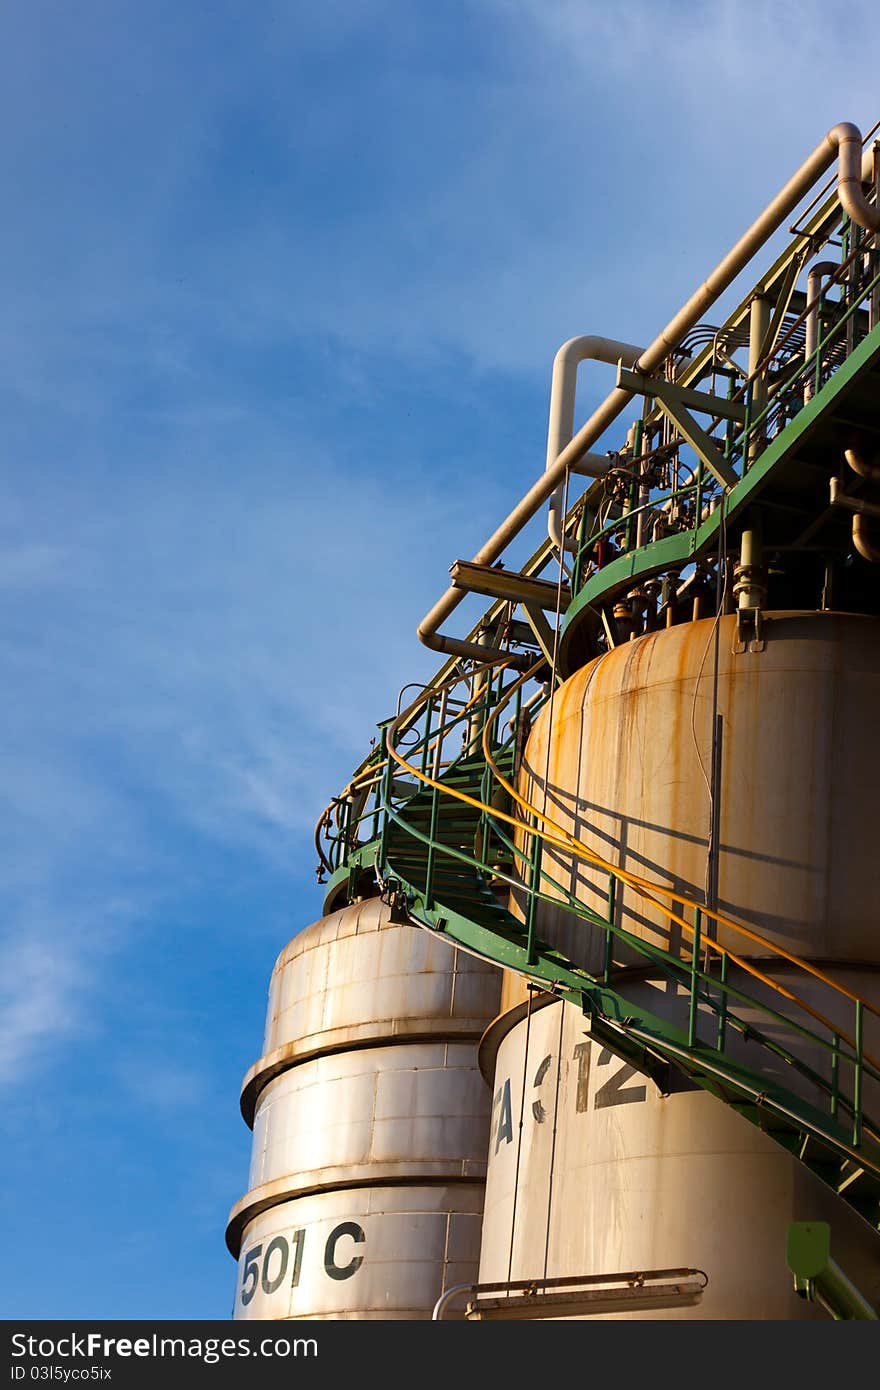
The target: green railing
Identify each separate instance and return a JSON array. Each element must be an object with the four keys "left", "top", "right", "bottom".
[
  {"left": 571, "top": 237, "right": 880, "bottom": 607},
  {"left": 321, "top": 657, "right": 880, "bottom": 1177}
]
